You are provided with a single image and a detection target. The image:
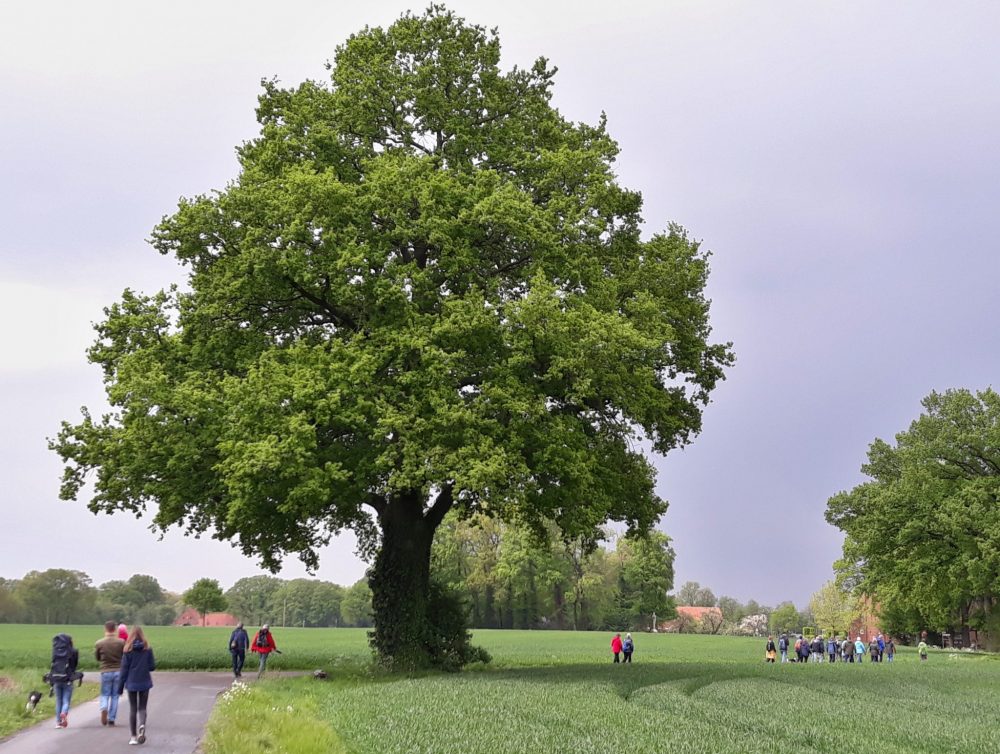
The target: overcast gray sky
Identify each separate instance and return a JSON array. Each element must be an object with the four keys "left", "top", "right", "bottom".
[{"left": 2, "top": 1, "right": 998, "bottom": 607}]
